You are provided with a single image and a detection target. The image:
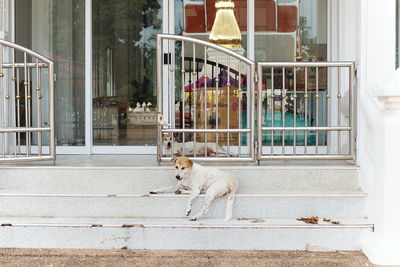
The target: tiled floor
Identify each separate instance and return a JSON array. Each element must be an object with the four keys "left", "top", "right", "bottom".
[{"left": 0, "top": 154, "right": 357, "bottom": 168}]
